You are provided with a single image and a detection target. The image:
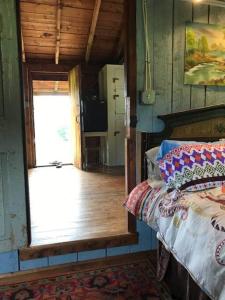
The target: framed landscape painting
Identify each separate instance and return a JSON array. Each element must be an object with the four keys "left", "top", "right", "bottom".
[{"left": 184, "top": 22, "right": 225, "bottom": 86}]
